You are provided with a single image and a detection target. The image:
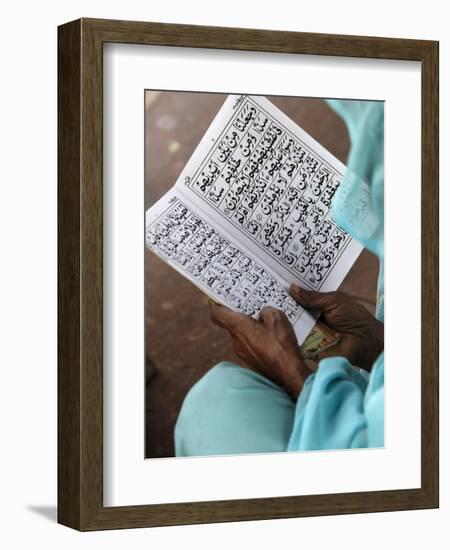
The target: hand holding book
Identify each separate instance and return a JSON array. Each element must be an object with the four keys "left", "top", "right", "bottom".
[
  {"left": 291, "top": 285, "right": 384, "bottom": 372},
  {"left": 208, "top": 284, "right": 383, "bottom": 400},
  {"left": 209, "top": 299, "right": 311, "bottom": 400}
]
